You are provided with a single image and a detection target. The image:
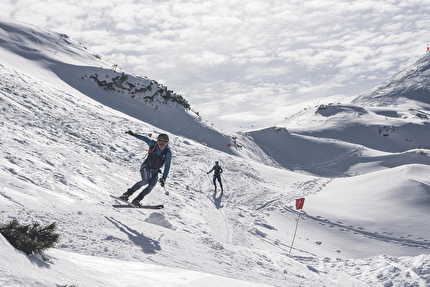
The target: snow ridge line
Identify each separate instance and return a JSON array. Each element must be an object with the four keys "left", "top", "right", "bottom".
[{"left": 283, "top": 206, "right": 430, "bottom": 249}]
